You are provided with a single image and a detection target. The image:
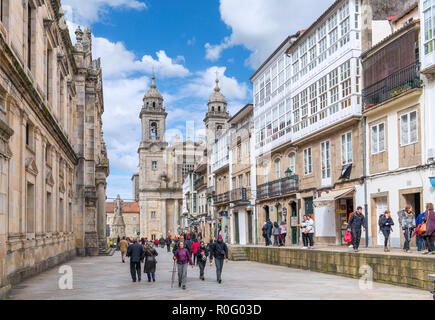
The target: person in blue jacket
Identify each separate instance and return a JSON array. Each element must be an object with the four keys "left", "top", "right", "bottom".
[
  {"left": 380, "top": 210, "right": 394, "bottom": 252},
  {"left": 416, "top": 211, "right": 427, "bottom": 251}
]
